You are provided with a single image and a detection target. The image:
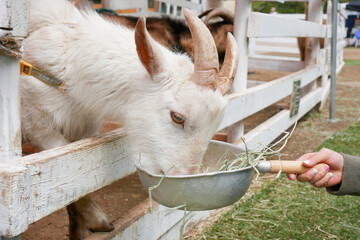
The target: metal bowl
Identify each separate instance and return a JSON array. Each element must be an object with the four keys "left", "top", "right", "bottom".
[{"left": 135, "top": 140, "right": 255, "bottom": 211}]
